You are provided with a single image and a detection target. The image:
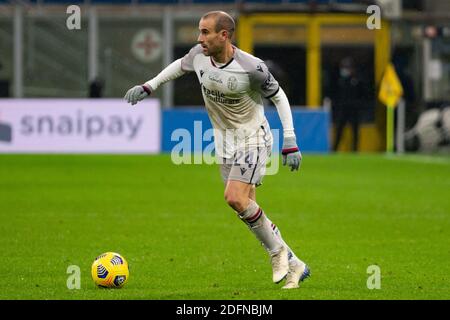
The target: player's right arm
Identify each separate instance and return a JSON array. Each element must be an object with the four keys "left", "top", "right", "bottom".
[
  {"left": 124, "top": 59, "right": 185, "bottom": 105},
  {"left": 124, "top": 44, "right": 202, "bottom": 105}
]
